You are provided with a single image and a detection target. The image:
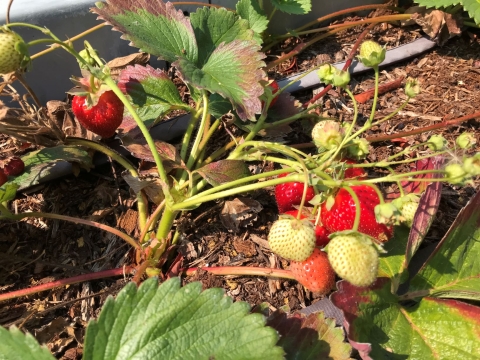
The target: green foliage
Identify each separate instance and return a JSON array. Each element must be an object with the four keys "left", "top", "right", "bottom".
[
  {"left": 332, "top": 188, "right": 480, "bottom": 359},
  {"left": 93, "top": 0, "right": 266, "bottom": 120},
  {"left": 414, "top": 0, "right": 480, "bottom": 24},
  {"left": 270, "top": 0, "right": 312, "bottom": 15},
  {"left": 0, "top": 326, "right": 54, "bottom": 360},
  {"left": 83, "top": 277, "right": 284, "bottom": 360}
]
